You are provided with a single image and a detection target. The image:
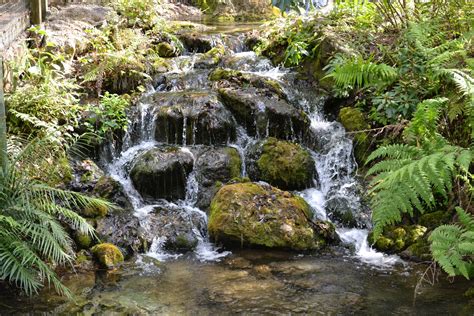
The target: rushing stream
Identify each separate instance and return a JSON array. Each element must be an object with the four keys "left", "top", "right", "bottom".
[{"left": 0, "top": 21, "right": 471, "bottom": 314}]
